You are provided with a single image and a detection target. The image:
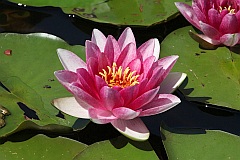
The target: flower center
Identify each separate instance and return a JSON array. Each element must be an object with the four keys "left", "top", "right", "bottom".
[
  {"left": 219, "top": 6, "right": 235, "bottom": 14},
  {"left": 99, "top": 62, "right": 140, "bottom": 88}
]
